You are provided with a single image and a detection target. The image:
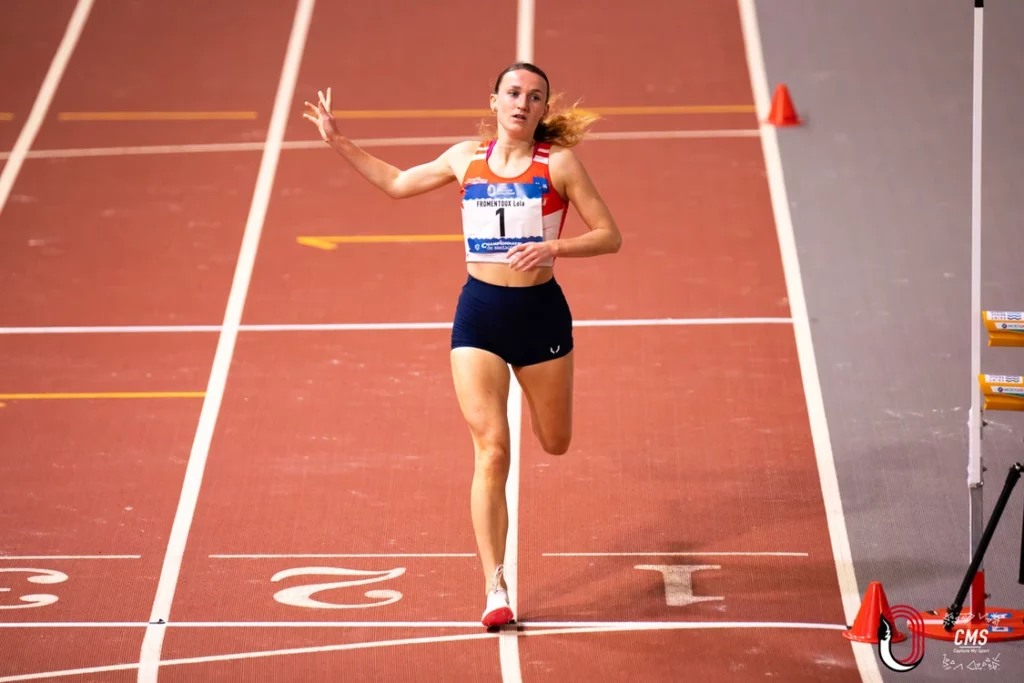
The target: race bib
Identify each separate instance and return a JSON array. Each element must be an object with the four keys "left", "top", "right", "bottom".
[{"left": 462, "top": 181, "right": 544, "bottom": 255}]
